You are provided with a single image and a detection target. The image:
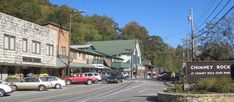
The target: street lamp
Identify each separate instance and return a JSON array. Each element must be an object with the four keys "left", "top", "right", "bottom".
[{"left": 66, "top": 10, "right": 84, "bottom": 77}]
